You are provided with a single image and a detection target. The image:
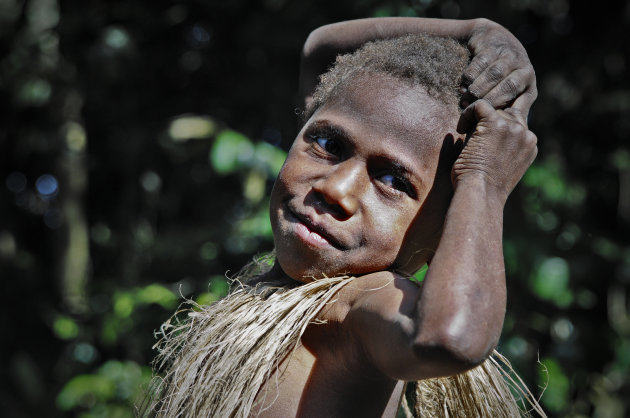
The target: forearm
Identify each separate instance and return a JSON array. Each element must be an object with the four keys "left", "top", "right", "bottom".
[
  {"left": 413, "top": 176, "right": 506, "bottom": 365},
  {"left": 299, "top": 17, "right": 495, "bottom": 108}
]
